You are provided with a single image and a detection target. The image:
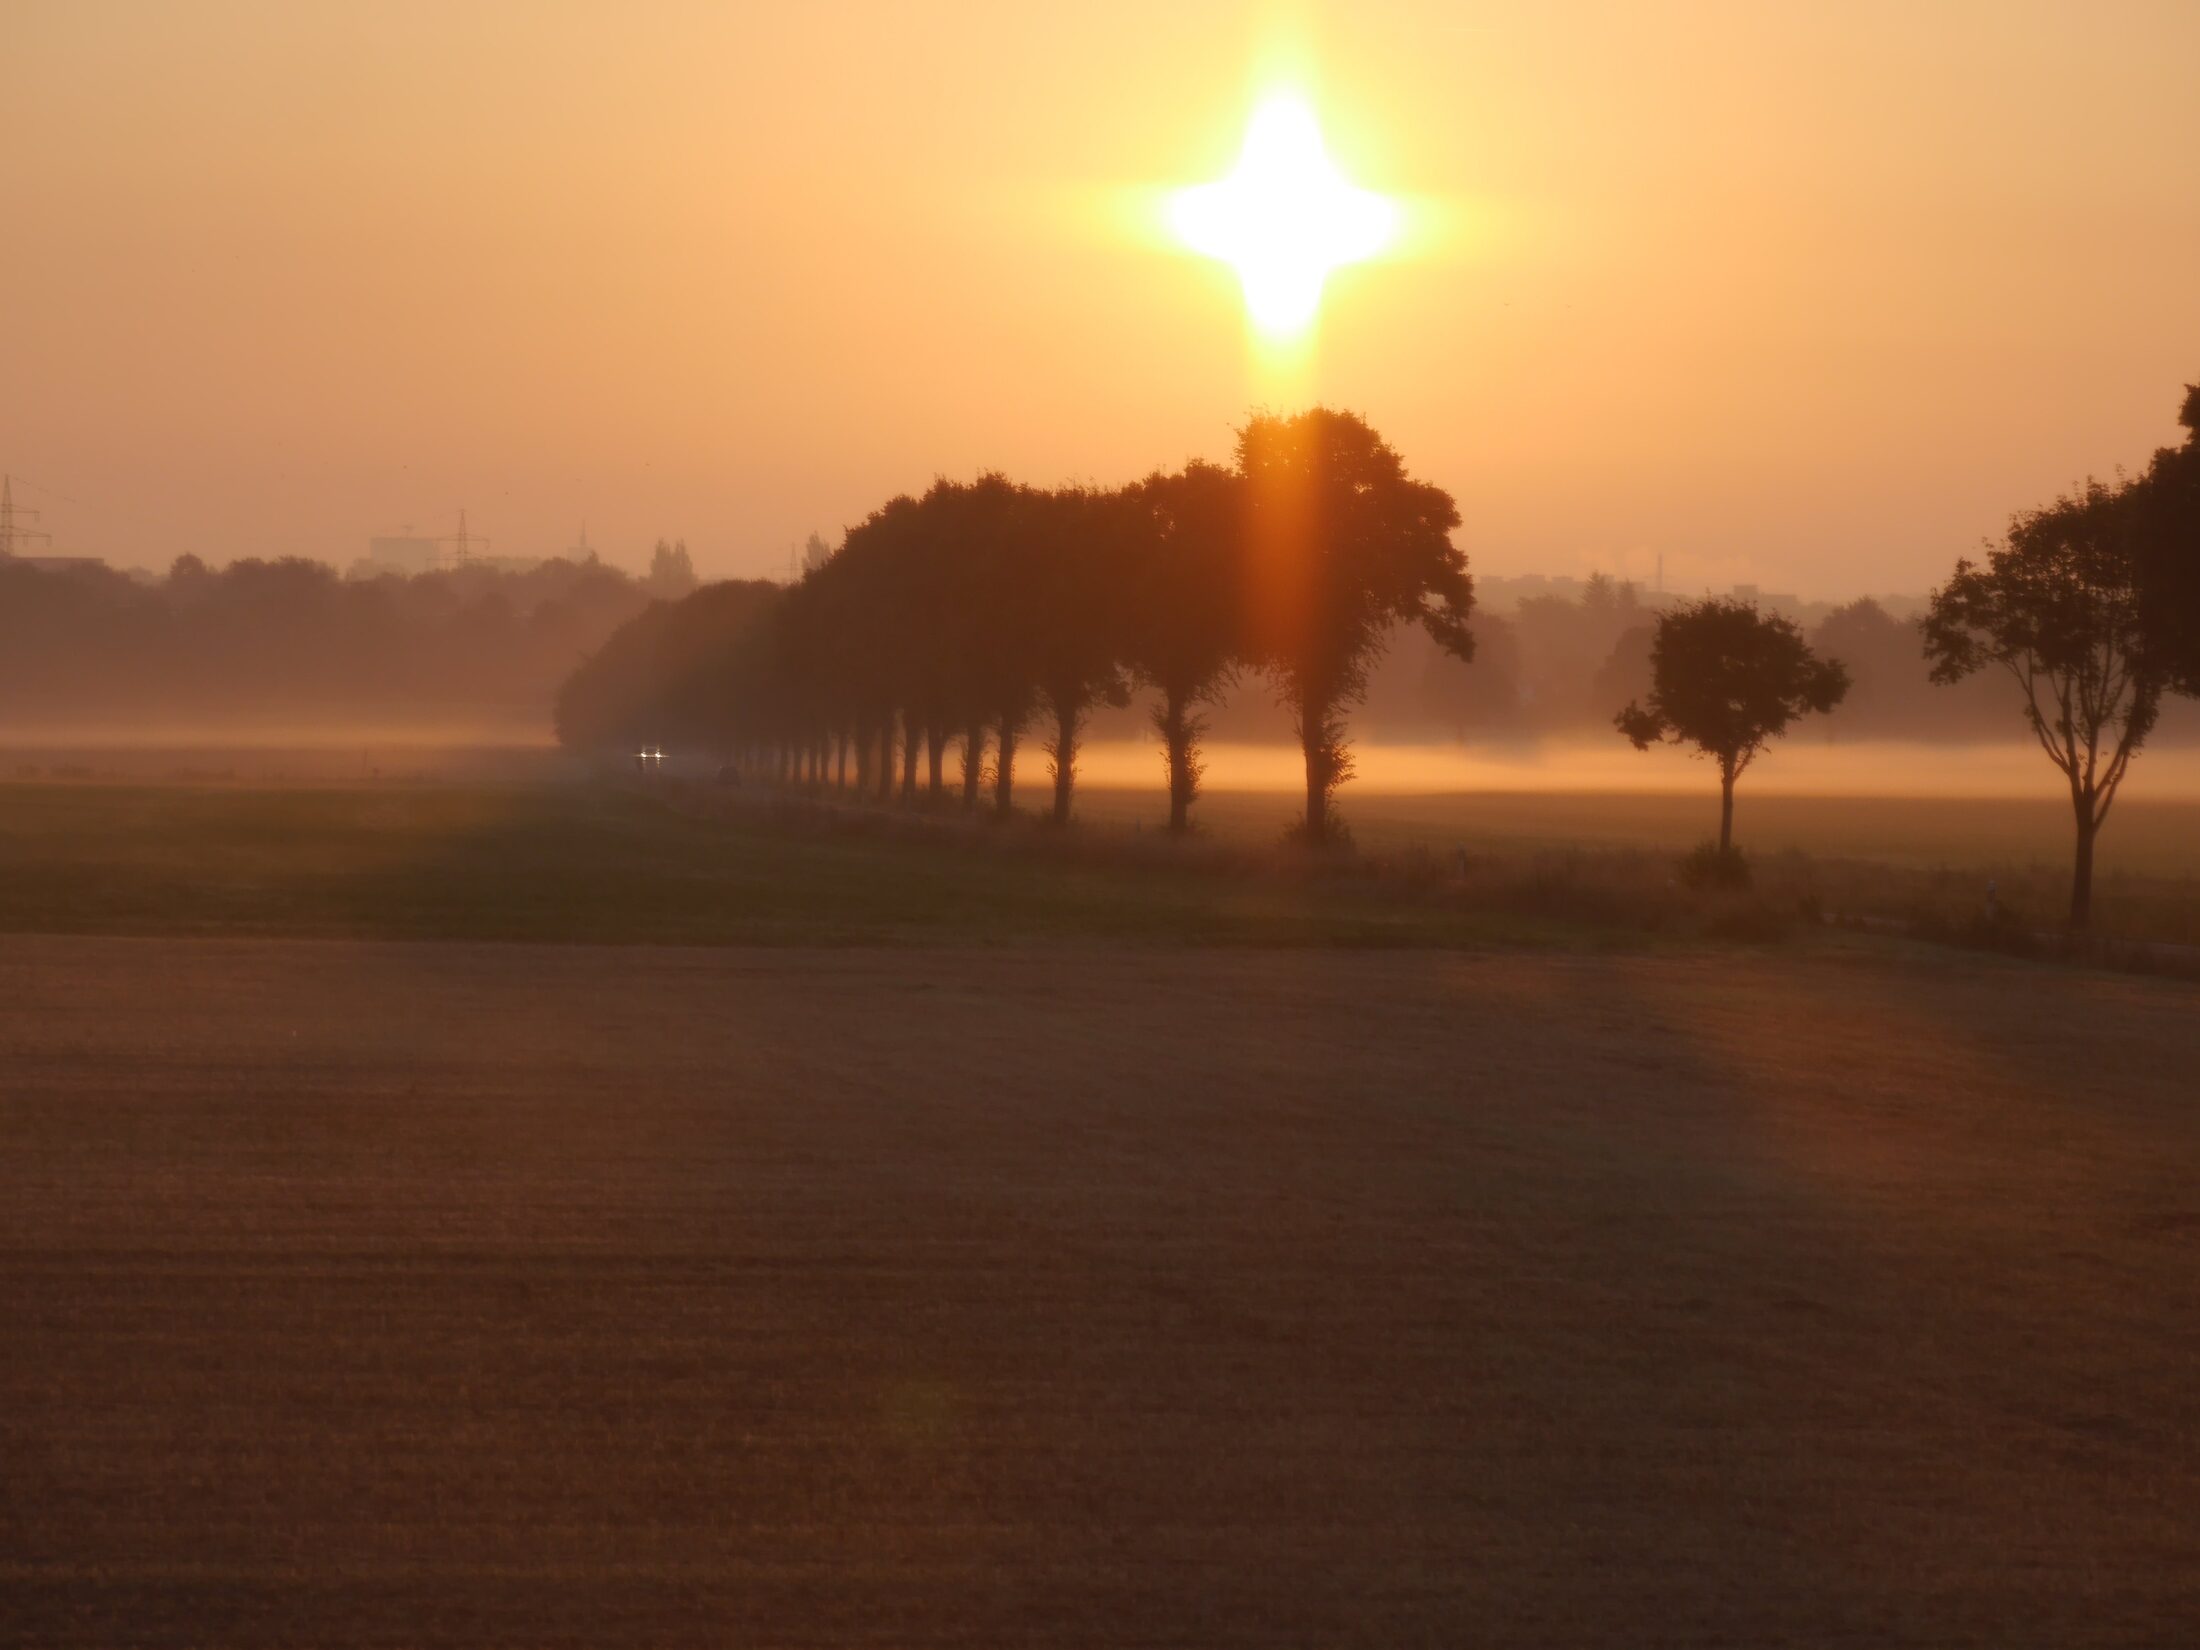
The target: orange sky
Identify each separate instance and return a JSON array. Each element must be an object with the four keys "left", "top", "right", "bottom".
[{"left": 6, "top": 1, "right": 2197, "bottom": 594}]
